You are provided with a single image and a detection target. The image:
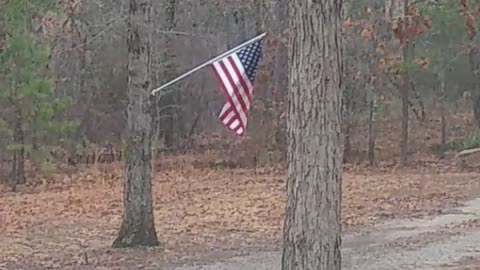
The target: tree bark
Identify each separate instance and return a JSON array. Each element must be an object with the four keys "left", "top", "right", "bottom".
[
  {"left": 400, "top": 52, "right": 410, "bottom": 166},
  {"left": 272, "top": 0, "right": 288, "bottom": 96},
  {"left": 439, "top": 72, "right": 447, "bottom": 148},
  {"left": 10, "top": 103, "right": 25, "bottom": 191},
  {"left": 163, "top": 0, "right": 179, "bottom": 148},
  {"left": 112, "top": 0, "right": 159, "bottom": 248},
  {"left": 399, "top": 0, "right": 411, "bottom": 167},
  {"left": 282, "top": 0, "right": 343, "bottom": 269},
  {"left": 468, "top": 45, "right": 480, "bottom": 127},
  {"left": 474, "top": 95, "right": 480, "bottom": 127},
  {"left": 367, "top": 97, "right": 376, "bottom": 165},
  {"left": 272, "top": 0, "right": 288, "bottom": 156},
  {"left": 342, "top": 84, "right": 352, "bottom": 163},
  {"left": 366, "top": 3, "right": 384, "bottom": 166}
]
